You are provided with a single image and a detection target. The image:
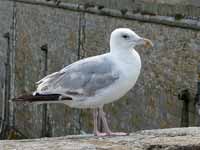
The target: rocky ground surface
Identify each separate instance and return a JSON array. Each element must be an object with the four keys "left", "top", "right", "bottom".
[{"left": 0, "top": 127, "right": 200, "bottom": 150}]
